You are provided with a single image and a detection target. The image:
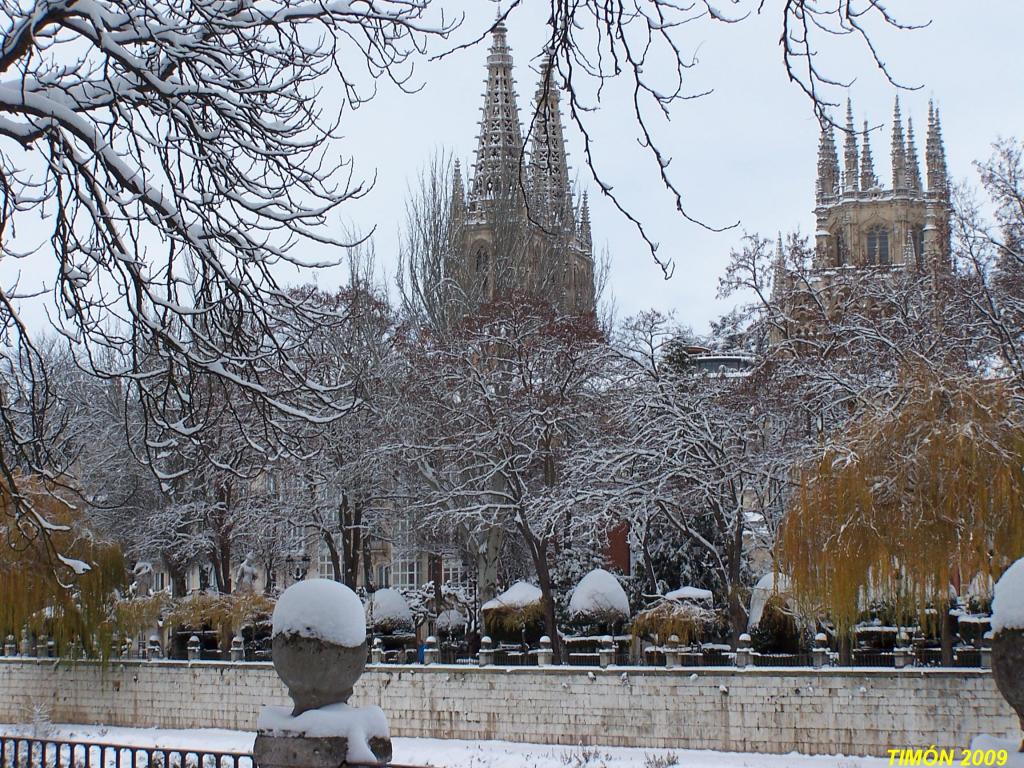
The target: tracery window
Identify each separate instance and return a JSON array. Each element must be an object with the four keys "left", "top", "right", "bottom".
[{"left": 866, "top": 226, "right": 890, "bottom": 266}]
